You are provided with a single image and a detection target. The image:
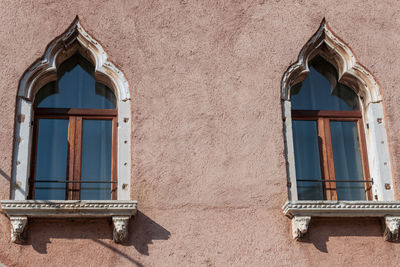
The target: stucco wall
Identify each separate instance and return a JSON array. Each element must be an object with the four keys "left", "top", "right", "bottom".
[{"left": 0, "top": 0, "right": 400, "bottom": 266}]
